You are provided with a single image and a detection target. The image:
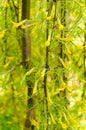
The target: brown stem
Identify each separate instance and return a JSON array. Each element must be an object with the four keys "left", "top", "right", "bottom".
[
  {"left": 22, "top": 1, "right": 34, "bottom": 130},
  {"left": 43, "top": 0, "right": 53, "bottom": 129},
  {"left": 82, "top": 17, "right": 86, "bottom": 99}
]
